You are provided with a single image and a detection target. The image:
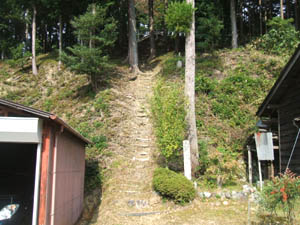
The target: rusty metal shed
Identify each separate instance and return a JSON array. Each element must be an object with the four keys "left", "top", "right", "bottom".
[
  {"left": 0, "top": 99, "right": 90, "bottom": 225},
  {"left": 257, "top": 45, "right": 300, "bottom": 174}
]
